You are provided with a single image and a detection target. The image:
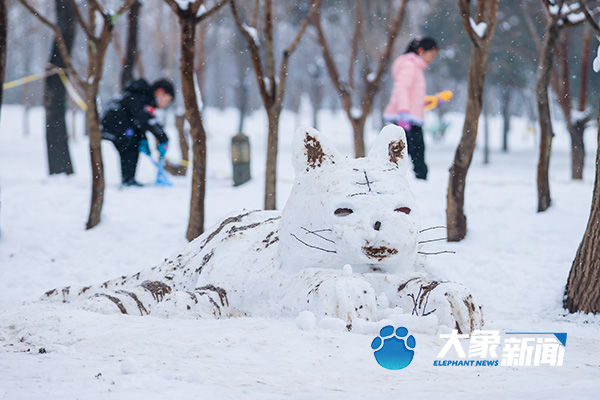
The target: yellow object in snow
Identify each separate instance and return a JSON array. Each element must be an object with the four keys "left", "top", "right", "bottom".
[
  {"left": 2, "top": 68, "right": 87, "bottom": 111},
  {"left": 424, "top": 90, "right": 454, "bottom": 111}
]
